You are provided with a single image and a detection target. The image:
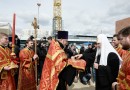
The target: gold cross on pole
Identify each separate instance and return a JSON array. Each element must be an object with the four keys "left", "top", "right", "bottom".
[{"left": 32, "top": 17, "right": 38, "bottom": 85}]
